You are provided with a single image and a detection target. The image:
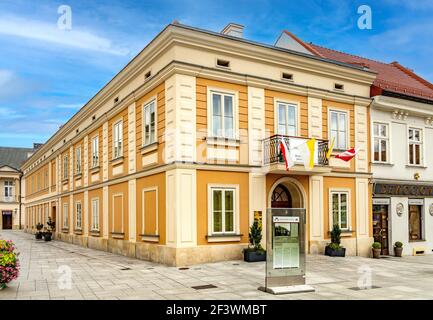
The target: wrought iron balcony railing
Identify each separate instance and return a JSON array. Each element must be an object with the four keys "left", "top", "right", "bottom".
[{"left": 263, "top": 134, "right": 329, "bottom": 166}]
